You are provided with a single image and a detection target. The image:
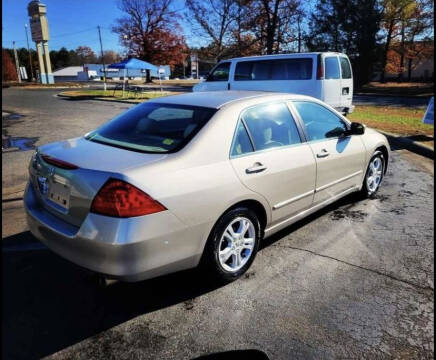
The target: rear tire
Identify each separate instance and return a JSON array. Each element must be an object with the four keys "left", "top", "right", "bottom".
[
  {"left": 361, "top": 151, "right": 385, "bottom": 198},
  {"left": 201, "top": 207, "right": 261, "bottom": 283}
]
